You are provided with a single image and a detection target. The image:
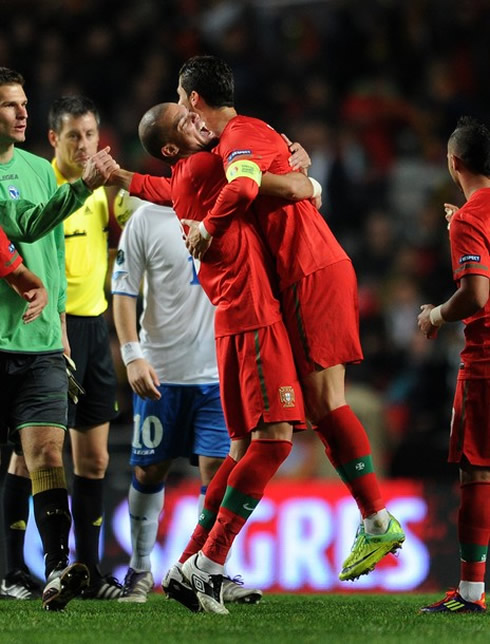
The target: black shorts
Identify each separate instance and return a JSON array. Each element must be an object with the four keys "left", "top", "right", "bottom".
[
  {"left": 0, "top": 352, "right": 68, "bottom": 445},
  {"left": 66, "top": 314, "right": 118, "bottom": 428}
]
